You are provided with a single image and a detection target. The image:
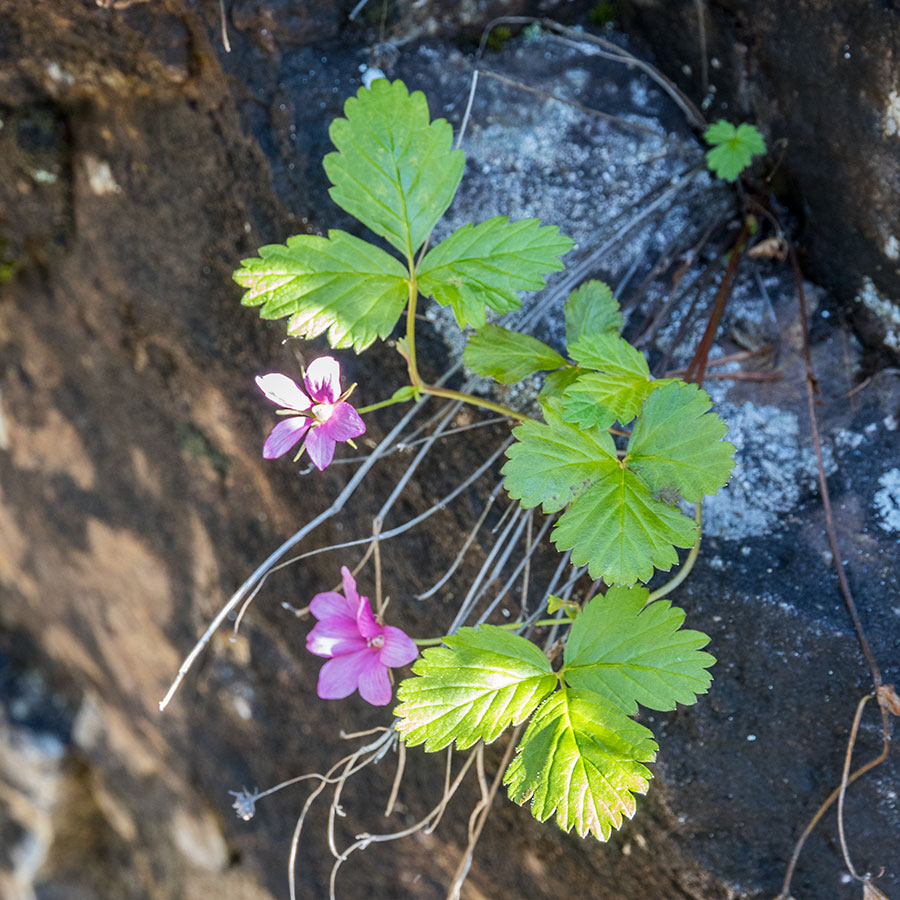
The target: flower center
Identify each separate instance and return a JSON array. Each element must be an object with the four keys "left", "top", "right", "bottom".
[
  {"left": 367, "top": 634, "right": 384, "bottom": 650},
  {"left": 312, "top": 403, "right": 334, "bottom": 423}
]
